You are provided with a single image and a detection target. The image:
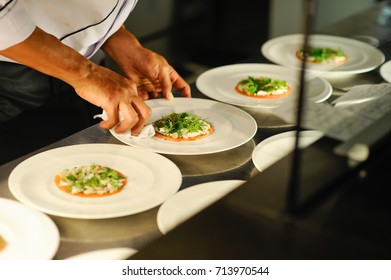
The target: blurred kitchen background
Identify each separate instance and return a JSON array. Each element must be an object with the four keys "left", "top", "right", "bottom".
[{"left": 103, "top": 0, "right": 384, "bottom": 83}]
